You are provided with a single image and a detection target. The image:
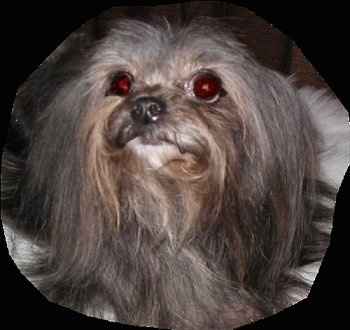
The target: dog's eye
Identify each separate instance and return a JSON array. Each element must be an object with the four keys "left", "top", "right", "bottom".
[
  {"left": 191, "top": 71, "right": 222, "bottom": 102},
  {"left": 107, "top": 71, "right": 134, "bottom": 96}
]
